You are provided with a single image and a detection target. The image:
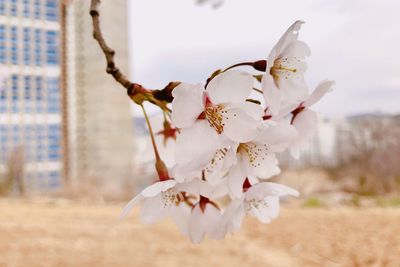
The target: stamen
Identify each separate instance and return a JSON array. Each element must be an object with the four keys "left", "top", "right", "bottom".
[
  {"left": 161, "top": 188, "right": 180, "bottom": 208},
  {"left": 271, "top": 57, "right": 302, "bottom": 80},
  {"left": 247, "top": 198, "right": 269, "bottom": 211},
  {"left": 205, "top": 105, "right": 226, "bottom": 134},
  {"left": 238, "top": 143, "right": 269, "bottom": 168},
  {"left": 206, "top": 148, "right": 228, "bottom": 173}
]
